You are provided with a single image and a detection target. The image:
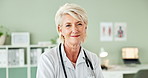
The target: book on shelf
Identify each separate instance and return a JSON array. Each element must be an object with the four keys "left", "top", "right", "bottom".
[
  {"left": 8, "top": 49, "right": 25, "bottom": 66},
  {"left": 0, "top": 49, "right": 7, "bottom": 67},
  {"left": 30, "top": 48, "right": 42, "bottom": 65}
]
